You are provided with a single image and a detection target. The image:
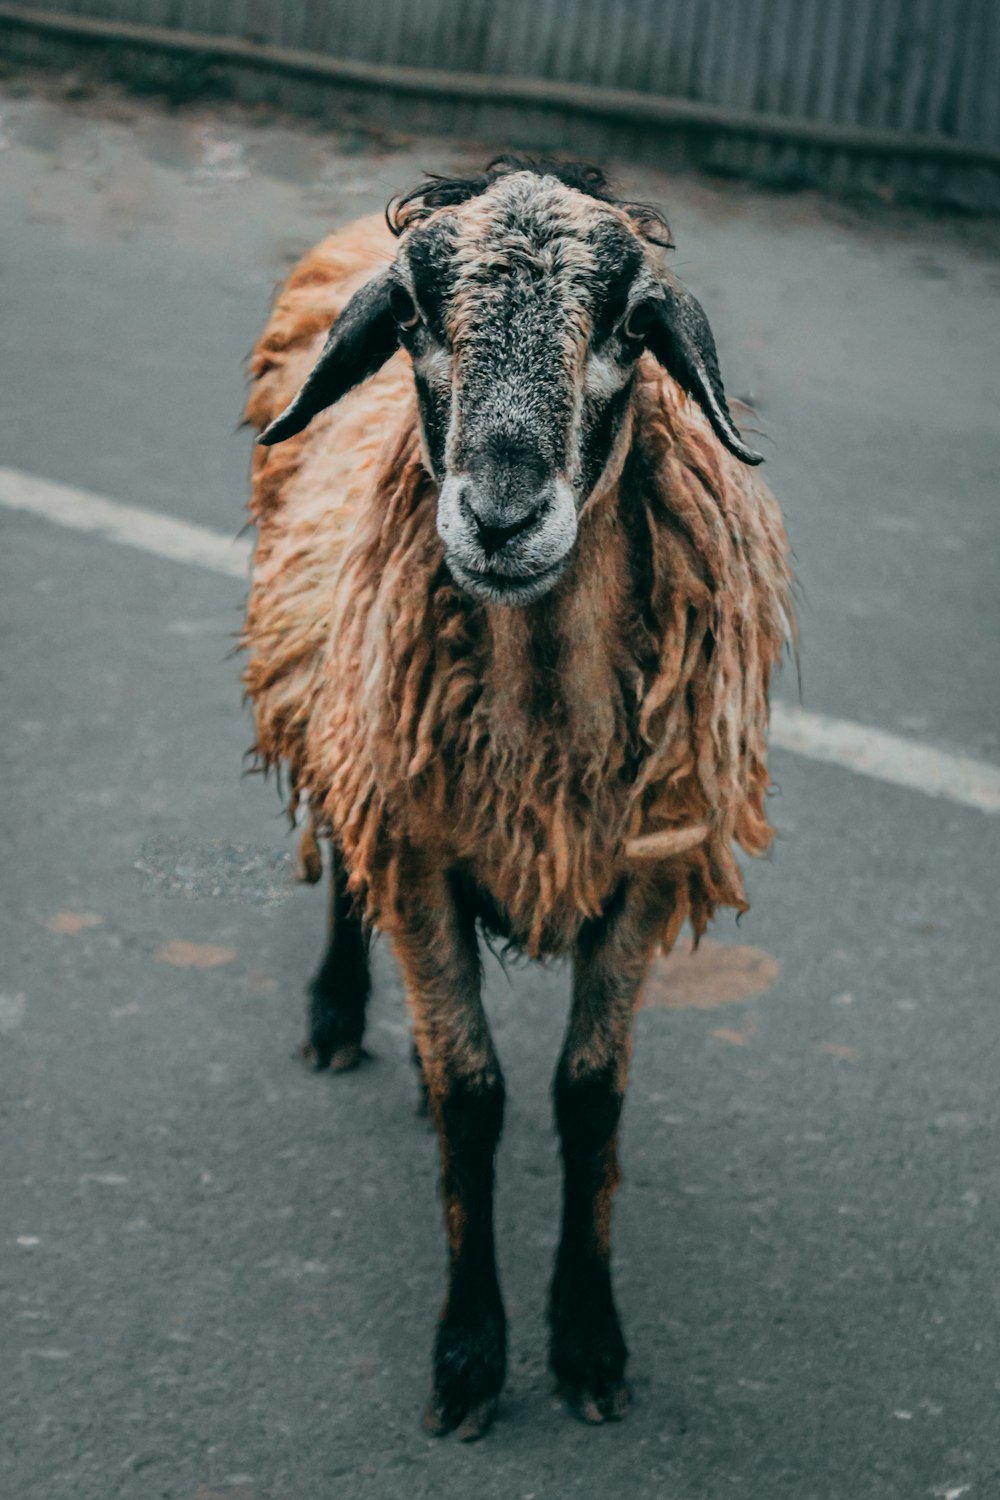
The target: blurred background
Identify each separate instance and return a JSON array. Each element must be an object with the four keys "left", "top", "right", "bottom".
[
  {"left": 1, "top": 0, "right": 999, "bottom": 208},
  {"left": 1, "top": 5, "right": 998, "bottom": 1500}
]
